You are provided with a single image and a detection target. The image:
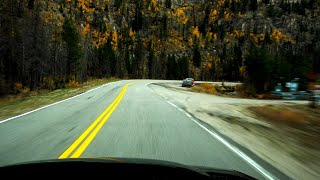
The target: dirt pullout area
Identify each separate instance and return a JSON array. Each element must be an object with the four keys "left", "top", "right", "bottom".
[{"left": 149, "top": 83, "right": 319, "bottom": 180}]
